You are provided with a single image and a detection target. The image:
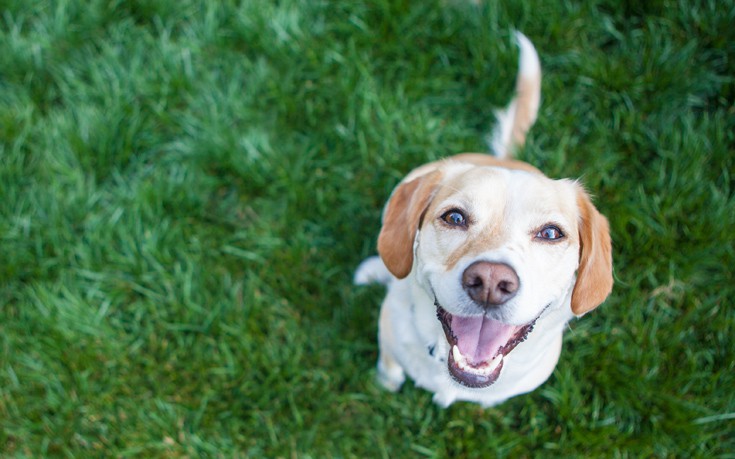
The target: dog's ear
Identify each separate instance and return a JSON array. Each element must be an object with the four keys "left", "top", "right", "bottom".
[
  {"left": 571, "top": 188, "right": 613, "bottom": 315},
  {"left": 378, "top": 171, "right": 442, "bottom": 279}
]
